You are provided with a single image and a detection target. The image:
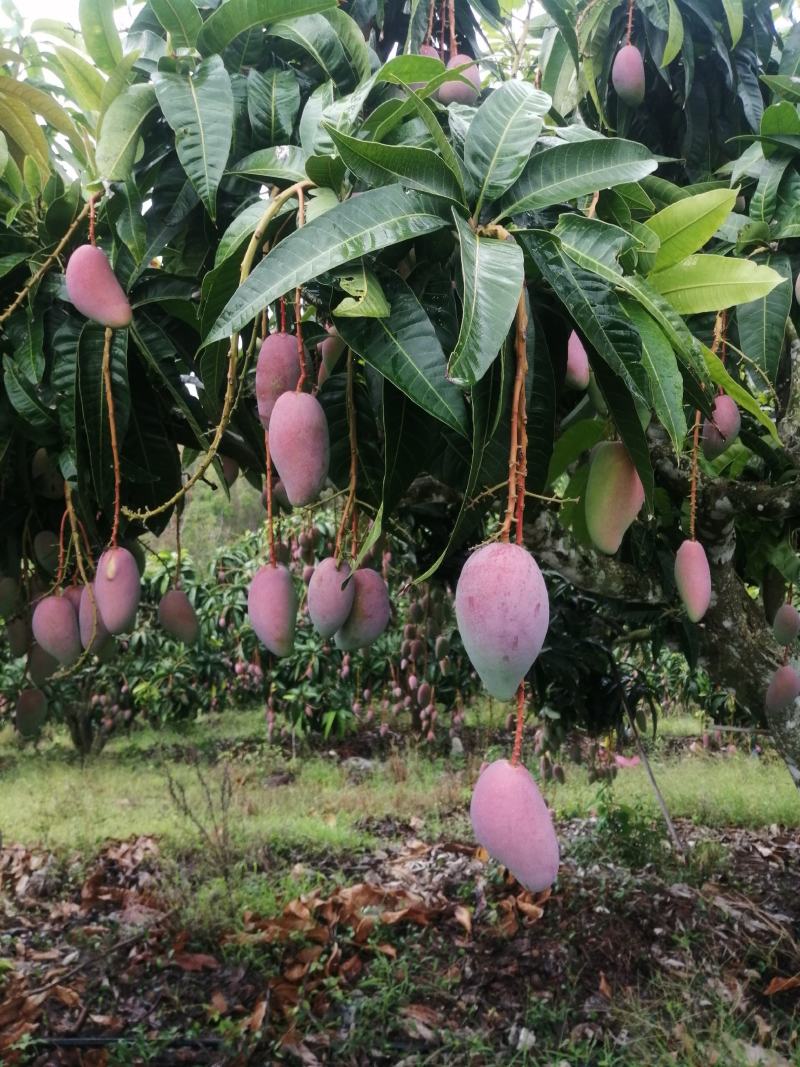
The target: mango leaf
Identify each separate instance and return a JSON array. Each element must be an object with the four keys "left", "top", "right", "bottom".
[
  {"left": 197, "top": 0, "right": 338, "bottom": 55},
  {"left": 721, "top": 0, "right": 743, "bottom": 47},
  {"left": 6, "top": 308, "right": 44, "bottom": 383},
  {"left": 447, "top": 211, "right": 524, "bottom": 387},
  {"left": 318, "top": 370, "right": 383, "bottom": 506},
  {"left": 332, "top": 265, "right": 391, "bottom": 318},
  {"left": 322, "top": 9, "right": 371, "bottom": 83},
  {"left": 247, "top": 68, "right": 300, "bottom": 145},
  {"left": 662, "top": 0, "right": 684, "bottom": 66},
  {"left": 518, "top": 228, "right": 646, "bottom": 401},
  {"left": 645, "top": 188, "right": 737, "bottom": 272},
  {"left": 79, "top": 0, "right": 122, "bottom": 73},
  {"left": 155, "top": 56, "right": 234, "bottom": 221},
  {"left": 0, "top": 97, "right": 50, "bottom": 171},
  {"left": 750, "top": 155, "right": 791, "bottom": 223},
  {"left": 464, "top": 80, "right": 551, "bottom": 216},
  {"left": 228, "top": 146, "right": 307, "bottom": 182},
  {"left": 540, "top": 0, "right": 580, "bottom": 68},
  {"left": 114, "top": 183, "right": 148, "bottom": 268},
  {"left": 703, "top": 345, "right": 780, "bottom": 442},
  {"left": 4, "top": 359, "right": 58, "bottom": 441},
  {"left": 623, "top": 301, "right": 687, "bottom": 453},
  {"left": 150, "top": 0, "right": 202, "bottom": 49},
  {"left": 334, "top": 273, "right": 468, "bottom": 437},
  {"left": 525, "top": 304, "right": 557, "bottom": 494},
  {"left": 736, "top": 251, "right": 792, "bottom": 386},
  {"left": 204, "top": 185, "right": 449, "bottom": 345},
  {"left": 650, "top": 254, "right": 785, "bottom": 314},
  {"left": 0, "top": 79, "right": 84, "bottom": 162},
  {"left": 498, "top": 137, "right": 658, "bottom": 219},
  {"left": 547, "top": 419, "right": 606, "bottom": 486},
  {"left": 50, "top": 45, "right": 104, "bottom": 115},
  {"left": 268, "top": 15, "right": 354, "bottom": 93},
  {"left": 76, "top": 324, "right": 130, "bottom": 507},
  {"left": 326, "top": 125, "right": 465, "bottom": 203},
  {"left": 96, "top": 84, "right": 157, "bottom": 182}
]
